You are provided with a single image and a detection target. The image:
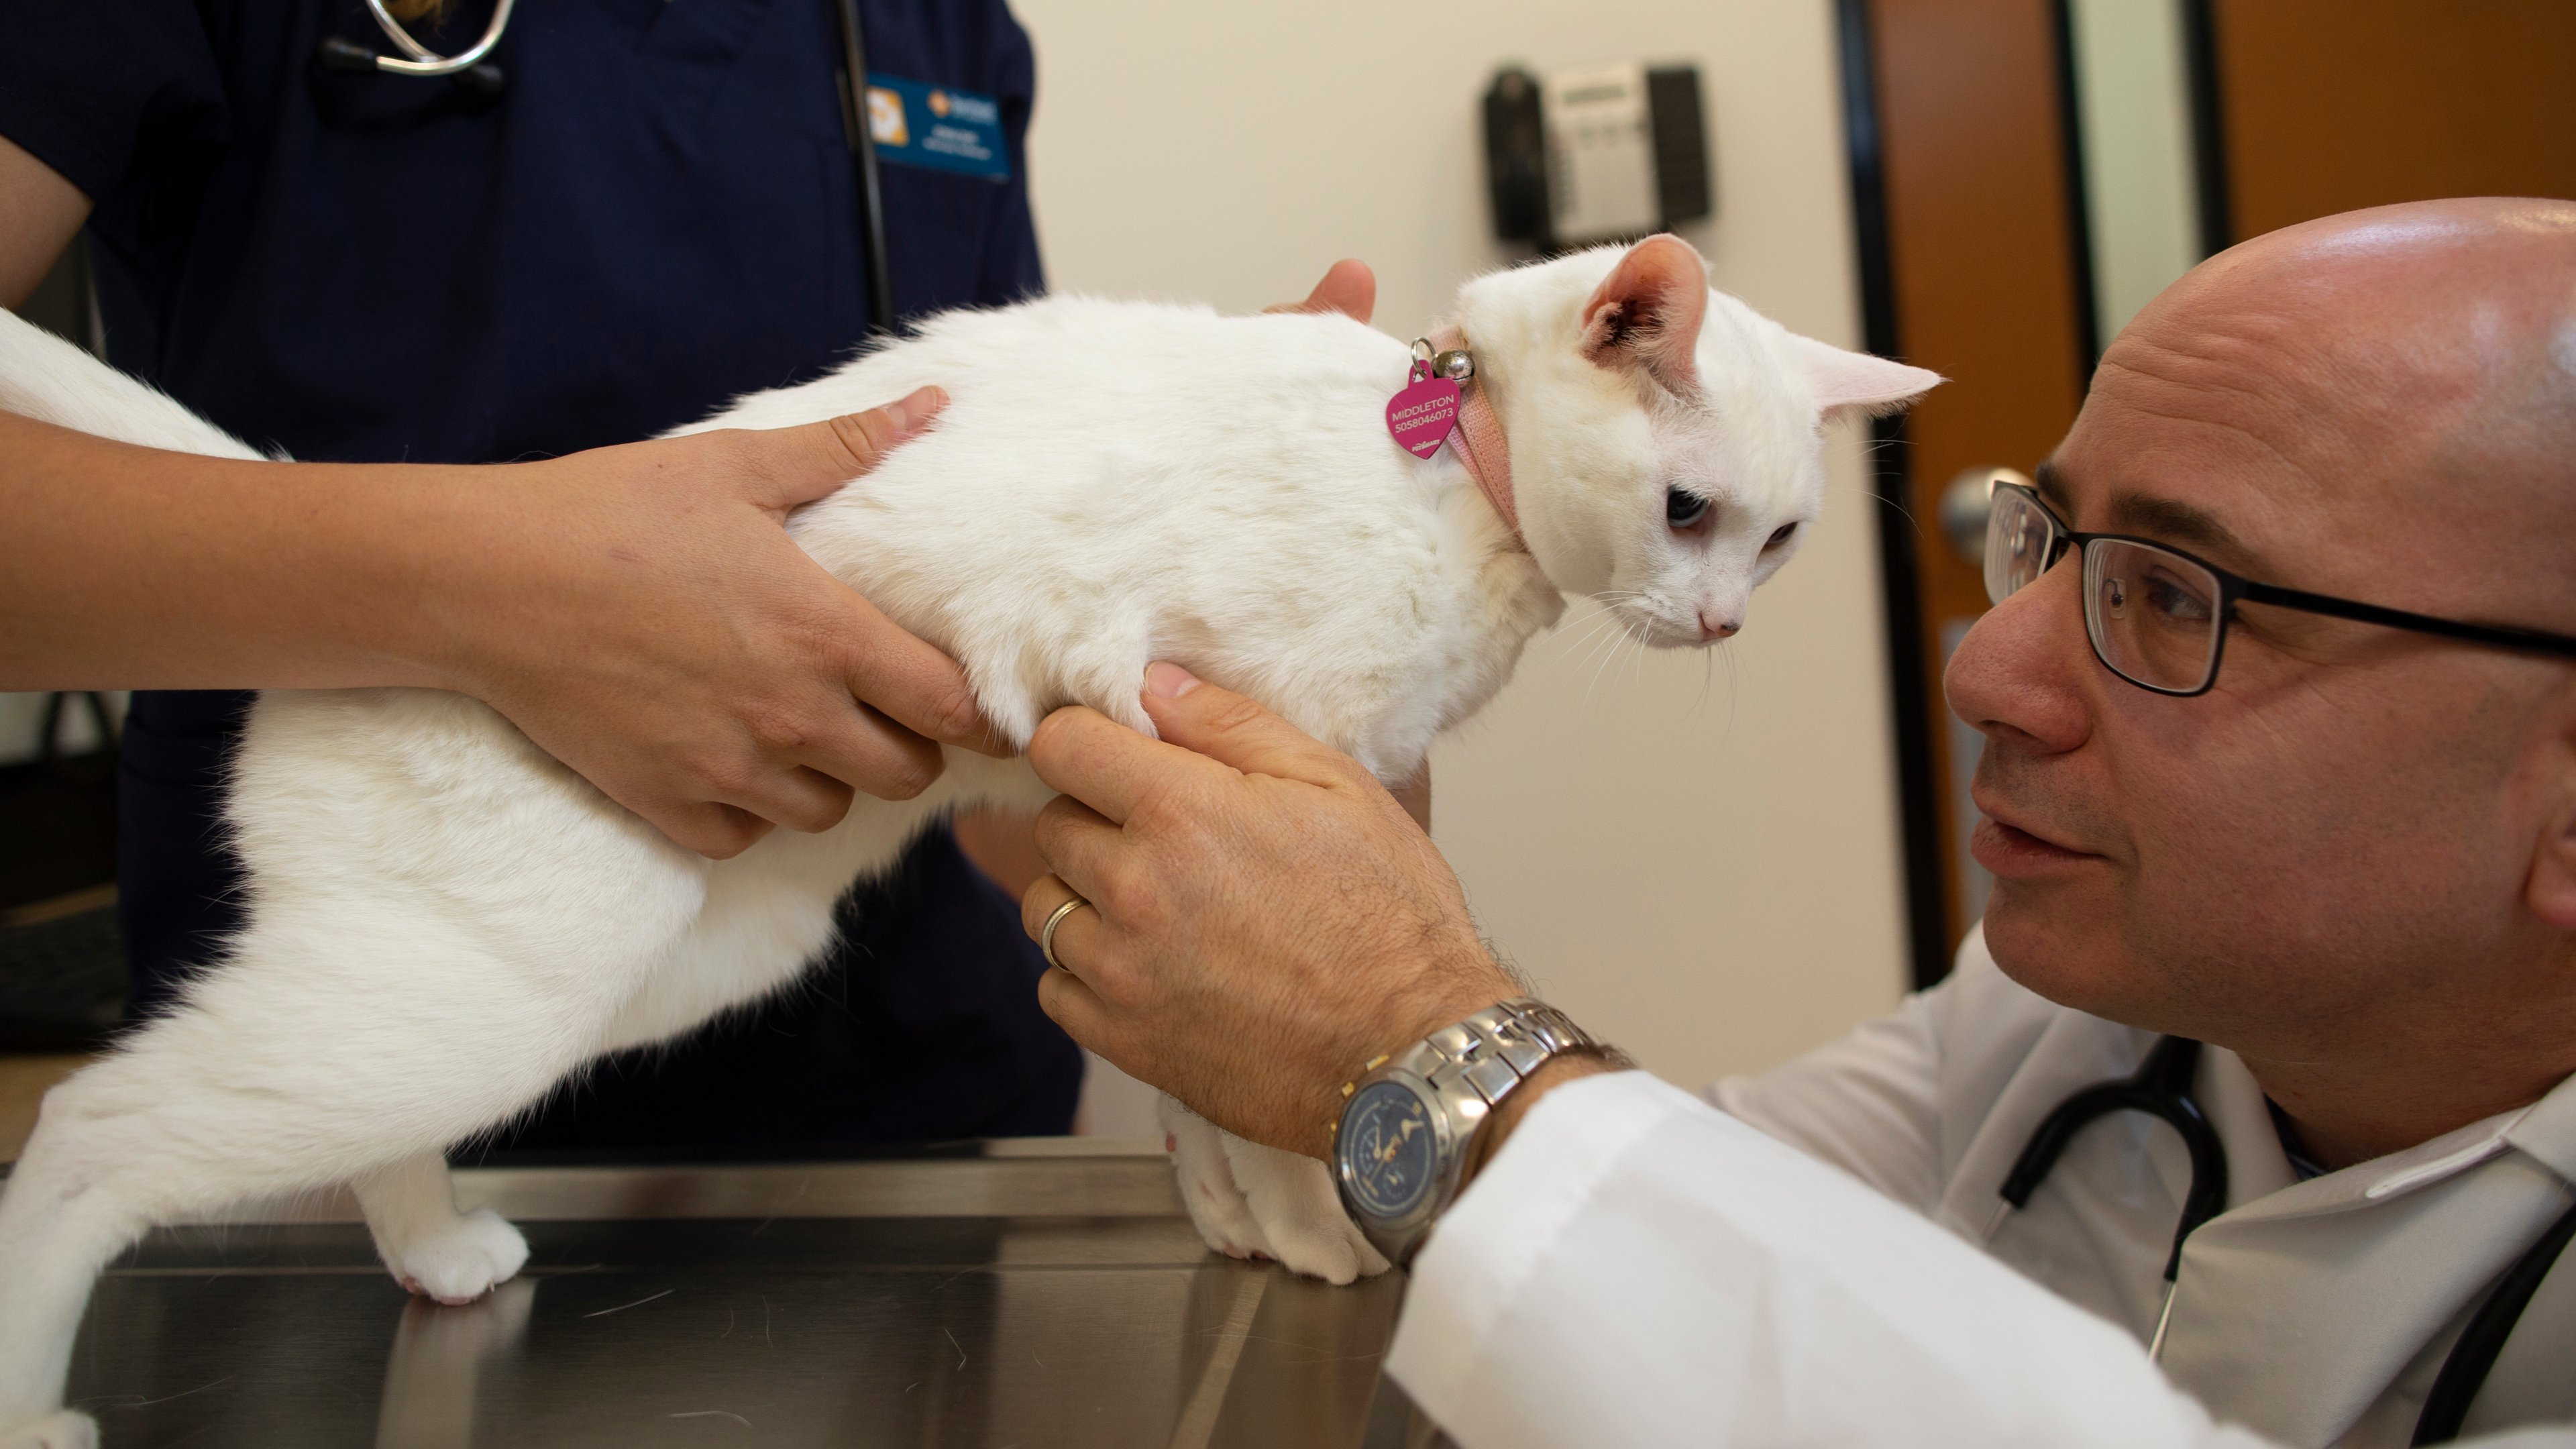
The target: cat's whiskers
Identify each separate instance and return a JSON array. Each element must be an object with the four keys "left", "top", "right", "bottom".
[
  {"left": 1570, "top": 620, "right": 1629, "bottom": 704},
  {"left": 1550, "top": 600, "right": 1636, "bottom": 673},
  {"left": 1580, "top": 610, "right": 1651, "bottom": 712},
  {"left": 1721, "top": 639, "right": 1742, "bottom": 745}
]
